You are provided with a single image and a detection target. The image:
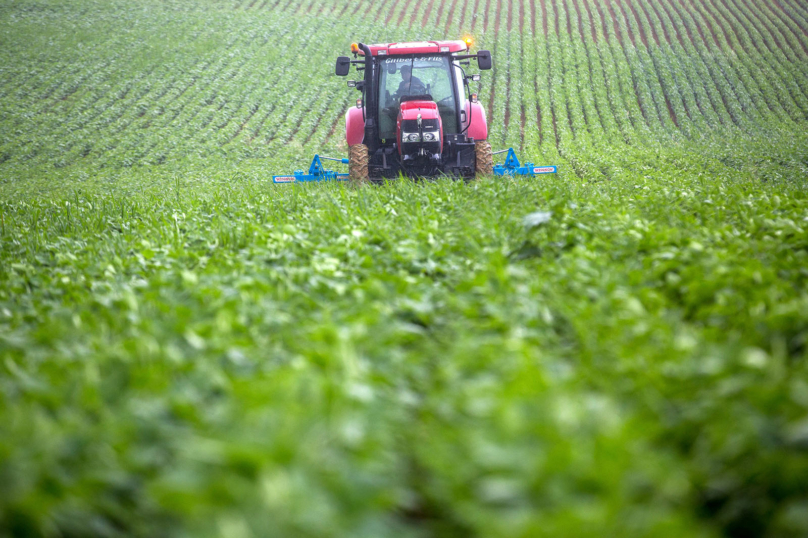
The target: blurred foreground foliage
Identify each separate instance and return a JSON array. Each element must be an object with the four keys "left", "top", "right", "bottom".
[{"left": 1, "top": 136, "right": 807, "bottom": 538}]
